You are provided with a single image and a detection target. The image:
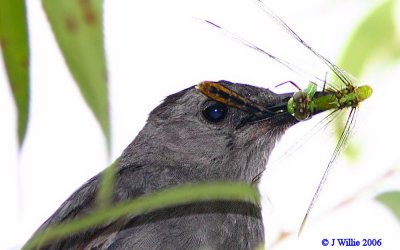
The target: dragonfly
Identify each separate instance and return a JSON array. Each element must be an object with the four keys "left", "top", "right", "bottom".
[{"left": 196, "top": 0, "right": 373, "bottom": 234}]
